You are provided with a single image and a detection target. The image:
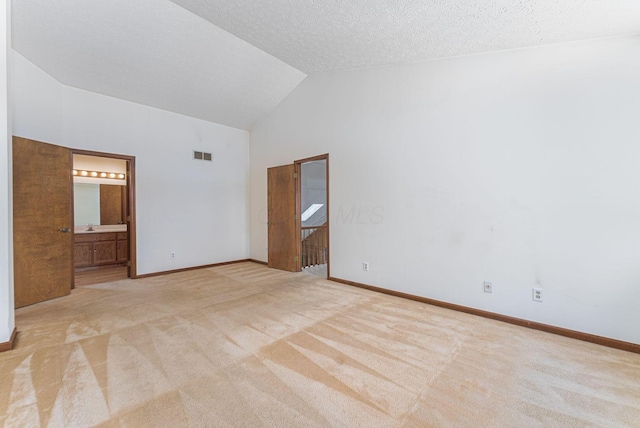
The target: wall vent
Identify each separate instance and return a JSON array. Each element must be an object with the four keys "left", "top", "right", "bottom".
[{"left": 193, "top": 151, "right": 212, "bottom": 161}]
